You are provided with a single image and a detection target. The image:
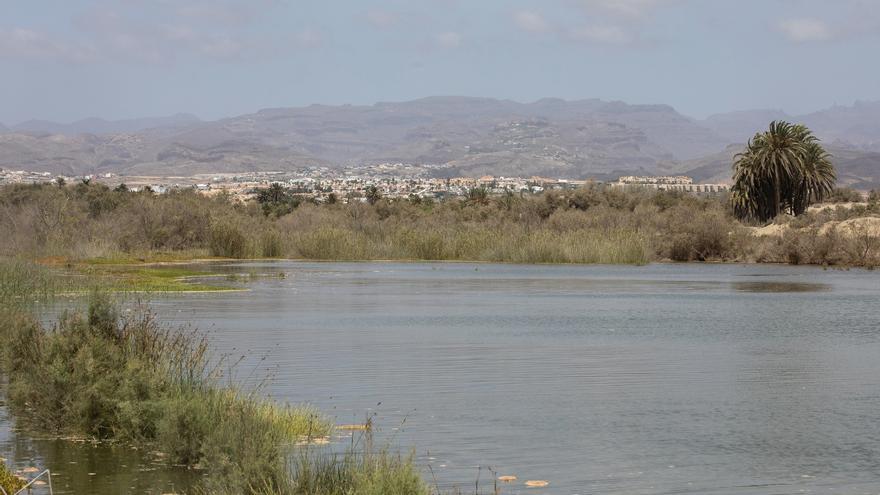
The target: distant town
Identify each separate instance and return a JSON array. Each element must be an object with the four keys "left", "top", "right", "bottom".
[{"left": 0, "top": 164, "right": 730, "bottom": 203}]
